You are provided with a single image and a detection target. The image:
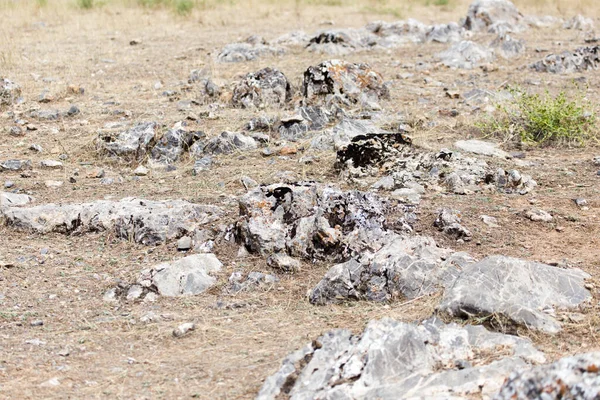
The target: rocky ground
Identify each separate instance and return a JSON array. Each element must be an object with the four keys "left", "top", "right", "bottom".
[{"left": 1, "top": 0, "right": 600, "bottom": 398}]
